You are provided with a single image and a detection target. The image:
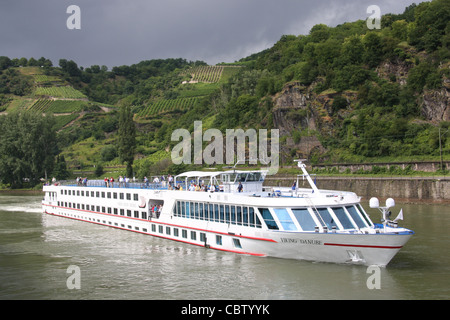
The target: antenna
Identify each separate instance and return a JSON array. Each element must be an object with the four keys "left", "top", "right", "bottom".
[
  {"left": 294, "top": 159, "right": 319, "bottom": 194},
  {"left": 370, "top": 197, "right": 402, "bottom": 228}
]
